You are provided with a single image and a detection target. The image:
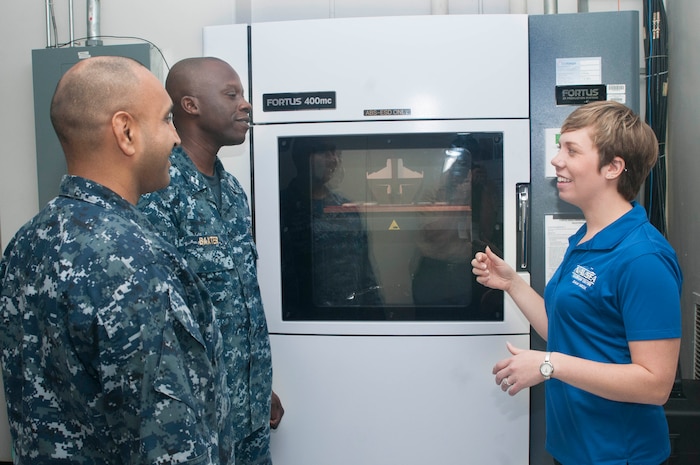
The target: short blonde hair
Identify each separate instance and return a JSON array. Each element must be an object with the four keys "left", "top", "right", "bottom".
[{"left": 561, "top": 100, "right": 658, "bottom": 201}]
